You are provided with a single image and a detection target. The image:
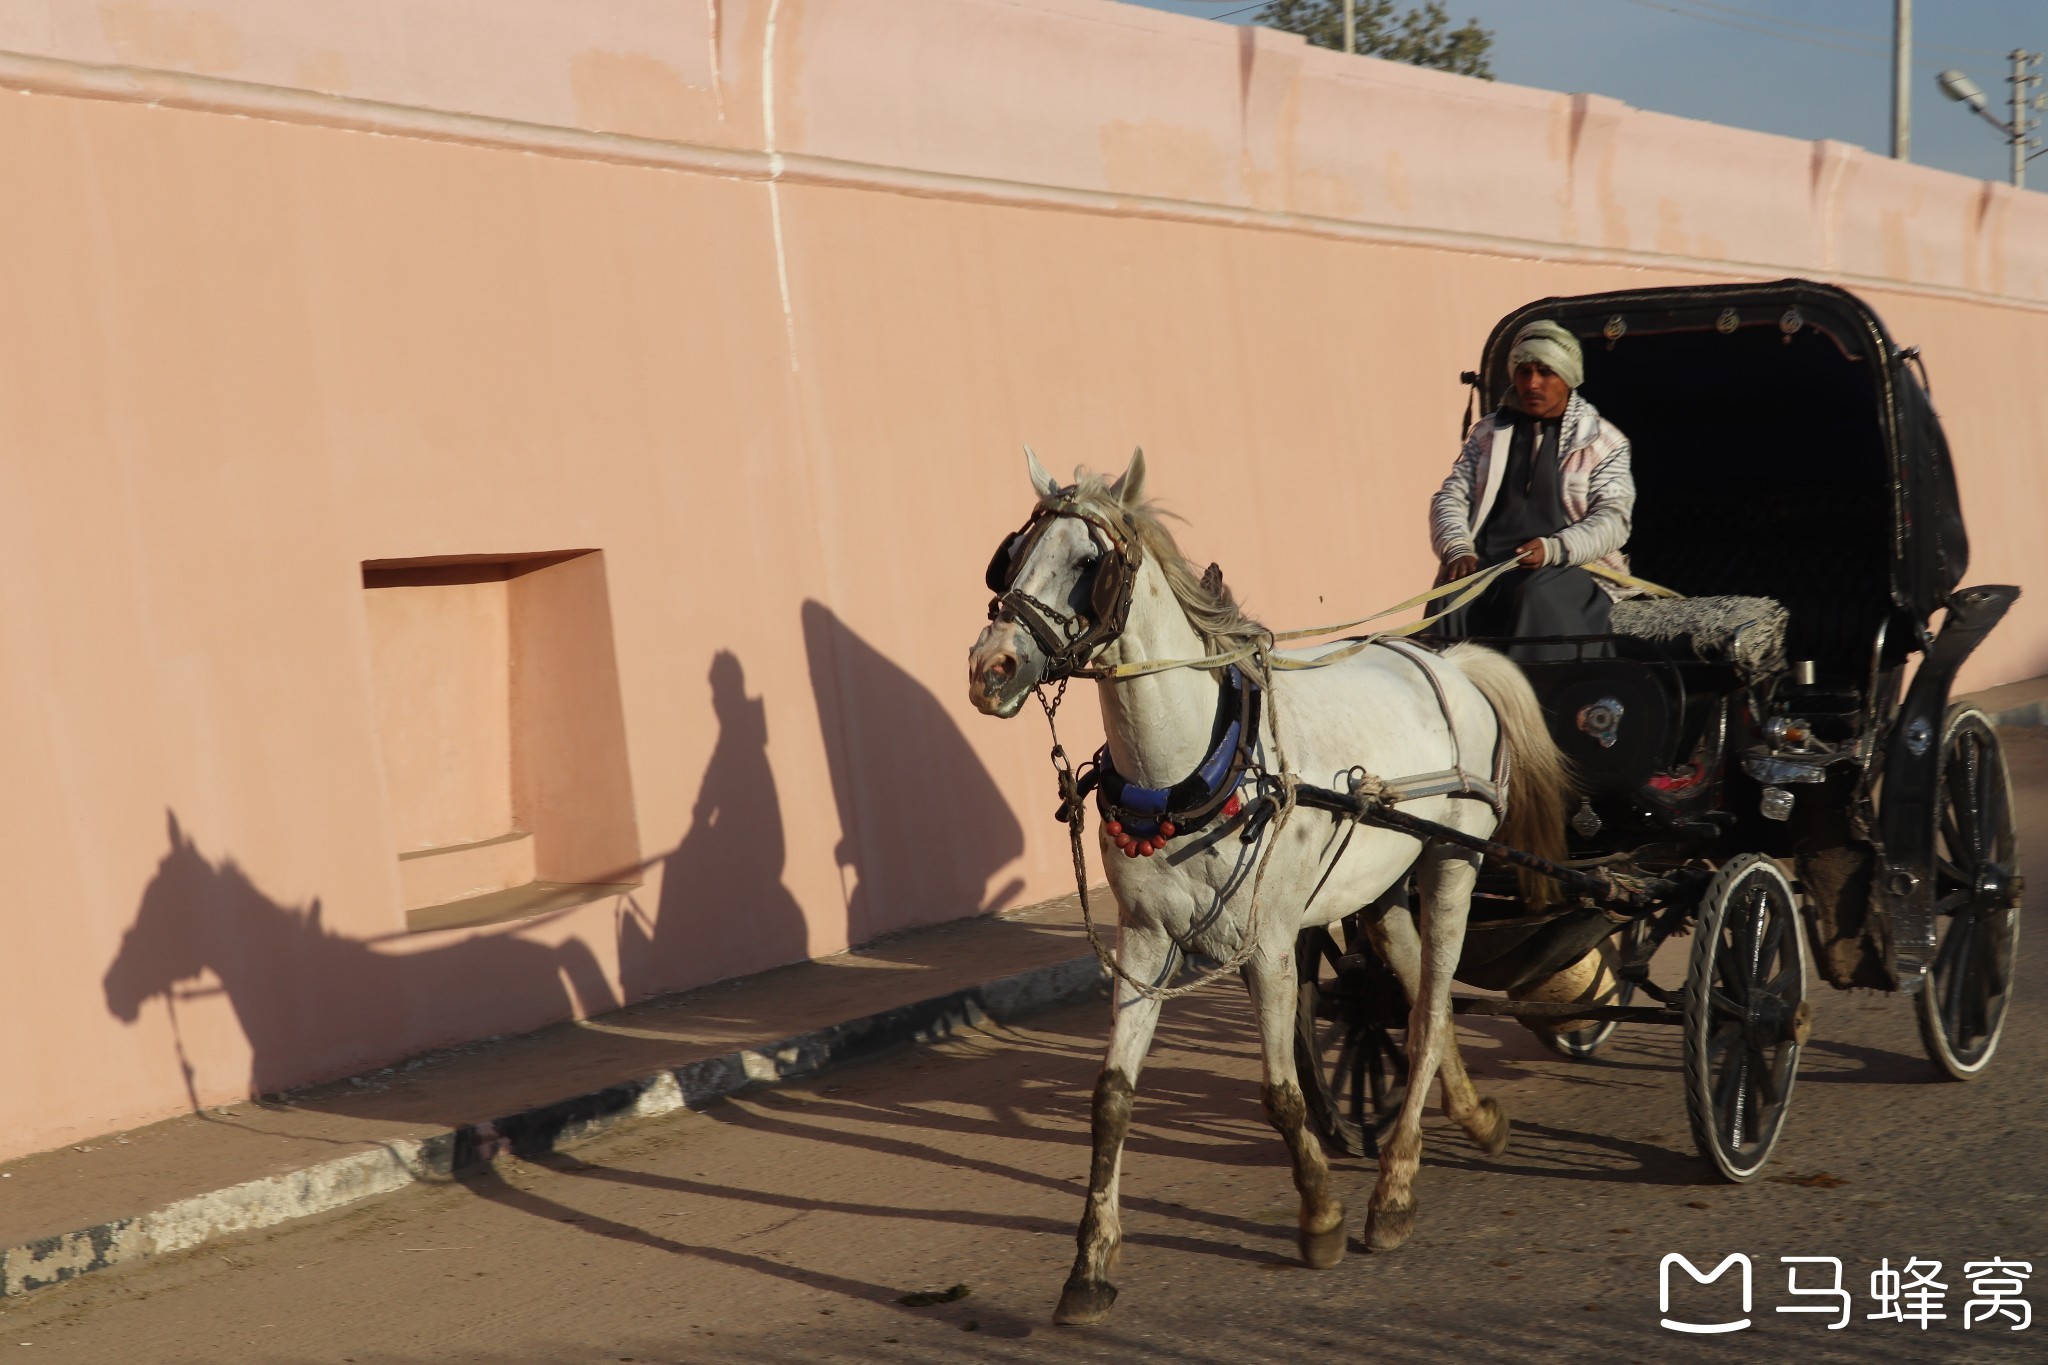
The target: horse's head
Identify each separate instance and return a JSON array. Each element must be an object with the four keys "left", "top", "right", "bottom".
[
  {"left": 104, "top": 811, "right": 319, "bottom": 1023},
  {"left": 969, "top": 448, "right": 1147, "bottom": 717}
]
